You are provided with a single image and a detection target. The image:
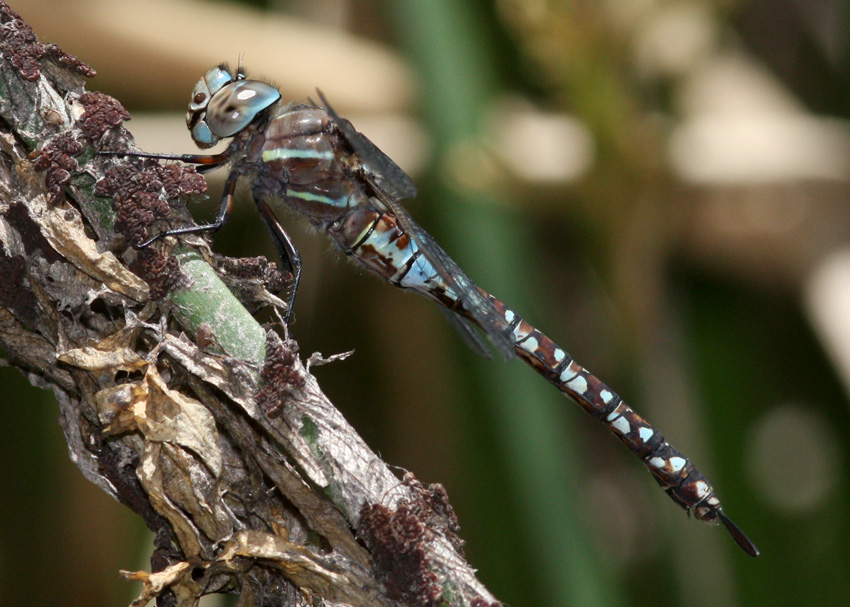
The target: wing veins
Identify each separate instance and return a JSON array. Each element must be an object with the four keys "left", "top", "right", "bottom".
[{"left": 317, "top": 90, "right": 514, "bottom": 360}]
